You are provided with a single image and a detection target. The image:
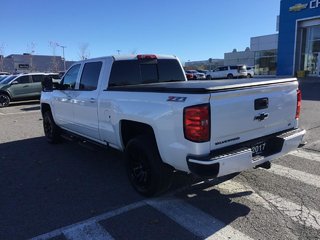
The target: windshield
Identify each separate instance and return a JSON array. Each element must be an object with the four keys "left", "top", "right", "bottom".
[{"left": 0, "top": 75, "right": 18, "bottom": 84}]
